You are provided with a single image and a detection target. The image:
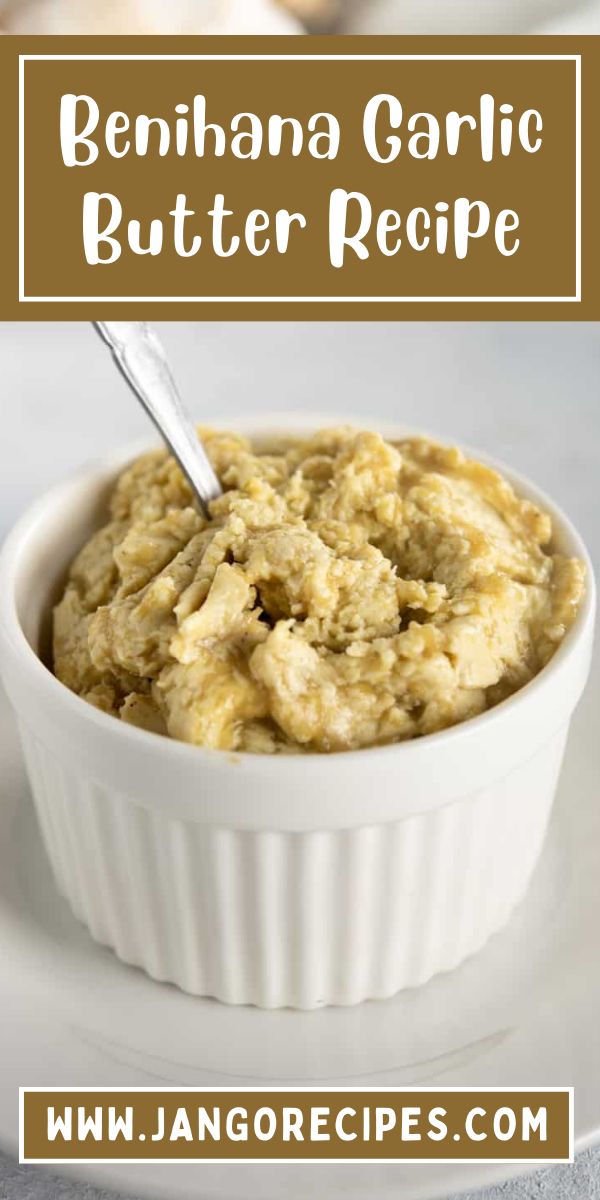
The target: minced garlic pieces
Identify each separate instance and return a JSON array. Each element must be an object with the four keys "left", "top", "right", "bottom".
[{"left": 53, "top": 428, "right": 585, "bottom": 753}]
